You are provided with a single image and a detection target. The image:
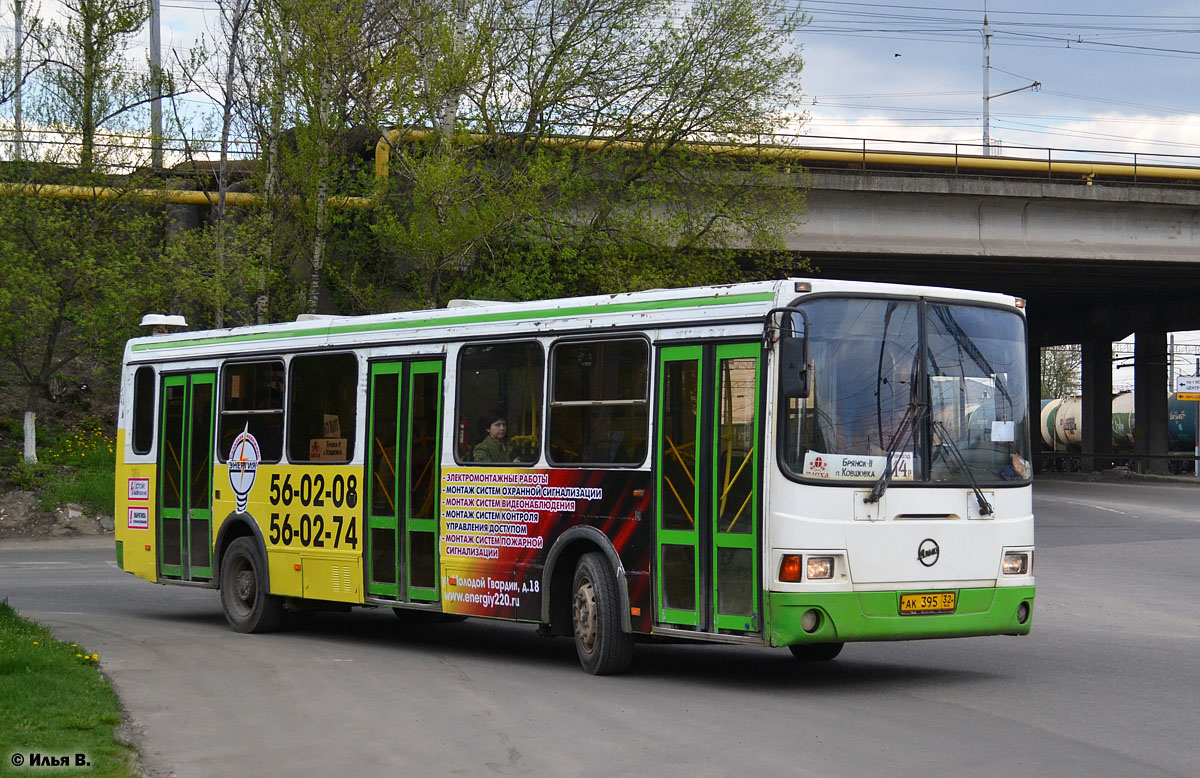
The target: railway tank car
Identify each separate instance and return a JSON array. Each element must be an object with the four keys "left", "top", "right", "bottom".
[{"left": 1040, "top": 392, "right": 1197, "bottom": 454}]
